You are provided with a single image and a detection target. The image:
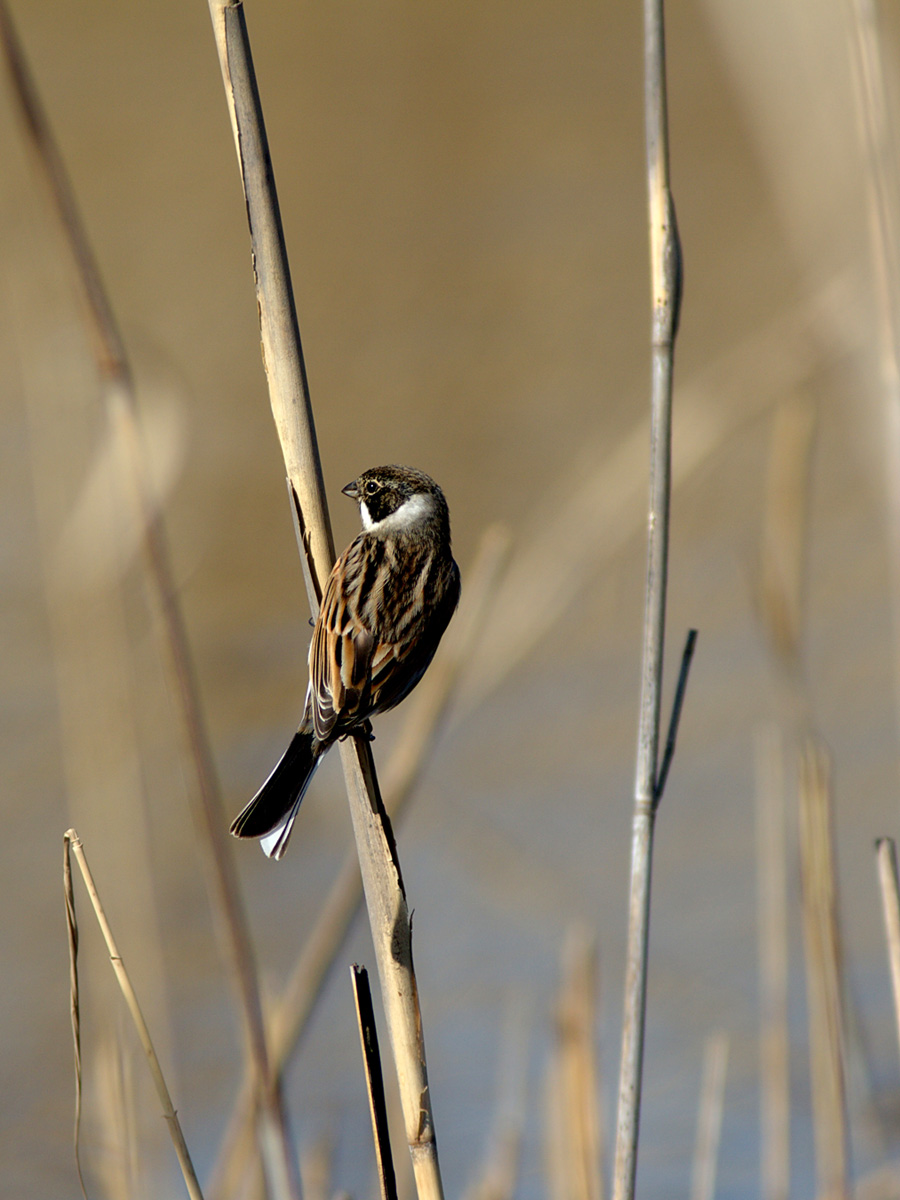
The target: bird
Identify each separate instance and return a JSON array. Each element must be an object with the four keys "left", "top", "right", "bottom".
[{"left": 230, "top": 464, "right": 461, "bottom": 858}]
